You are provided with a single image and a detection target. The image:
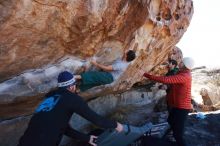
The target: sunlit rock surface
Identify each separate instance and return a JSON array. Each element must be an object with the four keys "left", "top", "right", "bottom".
[
  {"left": 0, "top": 0, "right": 194, "bottom": 145},
  {"left": 191, "top": 67, "right": 220, "bottom": 112},
  {"left": 0, "top": 0, "right": 193, "bottom": 120}
]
